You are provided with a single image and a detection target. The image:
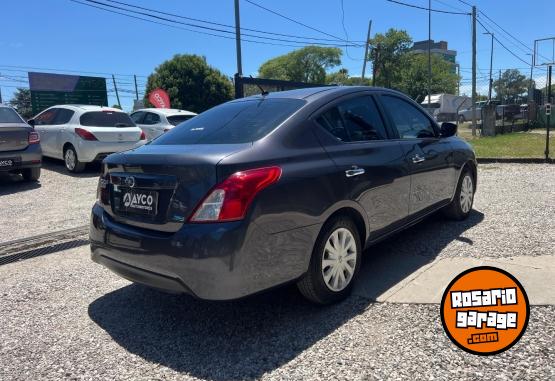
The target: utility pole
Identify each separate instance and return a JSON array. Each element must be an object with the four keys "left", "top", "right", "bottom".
[
  {"left": 484, "top": 32, "right": 494, "bottom": 101},
  {"left": 361, "top": 20, "right": 372, "bottom": 81},
  {"left": 234, "top": 0, "right": 244, "bottom": 99},
  {"left": 112, "top": 74, "right": 121, "bottom": 109},
  {"left": 427, "top": 0, "right": 432, "bottom": 109},
  {"left": 0, "top": 72, "right": 3, "bottom": 104},
  {"left": 498, "top": 69, "right": 502, "bottom": 102},
  {"left": 456, "top": 64, "right": 460, "bottom": 96},
  {"left": 372, "top": 44, "right": 379, "bottom": 87},
  {"left": 134, "top": 75, "right": 139, "bottom": 100},
  {"left": 546, "top": 65, "right": 552, "bottom": 161},
  {"left": 527, "top": 54, "right": 534, "bottom": 102},
  {"left": 471, "top": 6, "right": 477, "bottom": 136}
]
